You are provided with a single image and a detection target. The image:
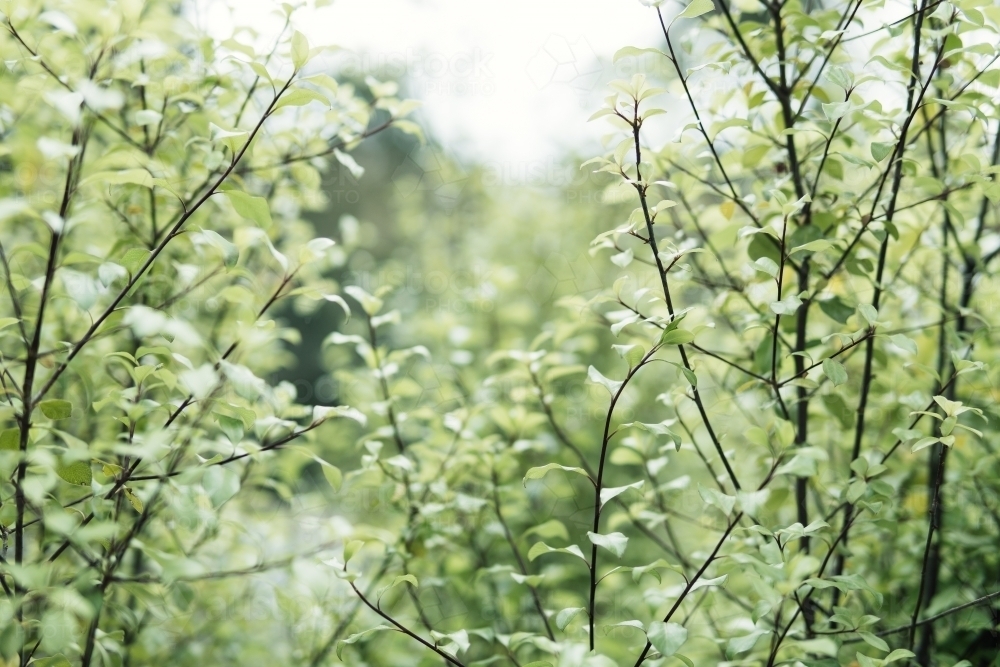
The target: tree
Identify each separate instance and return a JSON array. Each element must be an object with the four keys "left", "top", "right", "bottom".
[
  {"left": 3, "top": 0, "right": 1000, "bottom": 666},
  {"left": 0, "top": 1, "right": 414, "bottom": 664}
]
